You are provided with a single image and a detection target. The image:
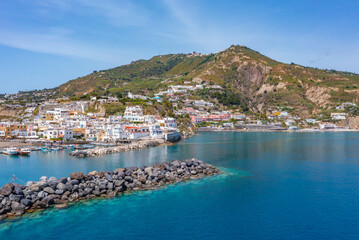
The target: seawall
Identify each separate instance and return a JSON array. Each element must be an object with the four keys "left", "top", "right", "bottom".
[
  {"left": 0, "top": 158, "right": 220, "bottom": 220},
  {"left": 70, "top": 139, "right": 165, "bottom": 157}
]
